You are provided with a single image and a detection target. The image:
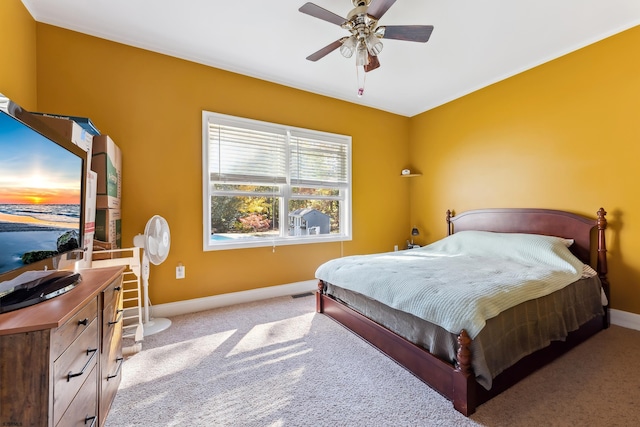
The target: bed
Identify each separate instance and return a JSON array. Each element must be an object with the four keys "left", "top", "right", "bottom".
[{"left": 315, "top": 208, "right": 609, "bottom": 416}]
